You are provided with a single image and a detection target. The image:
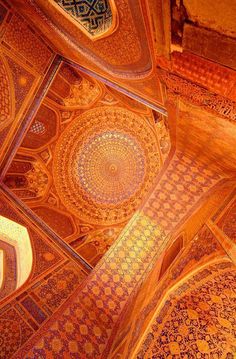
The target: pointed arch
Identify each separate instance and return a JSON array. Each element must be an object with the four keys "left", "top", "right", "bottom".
[{"left": 0, "top": 216, "right": 33, "bottom": 300}]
